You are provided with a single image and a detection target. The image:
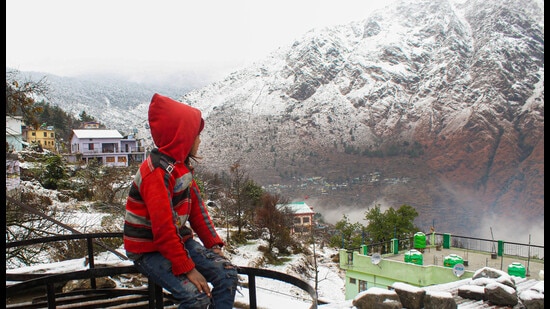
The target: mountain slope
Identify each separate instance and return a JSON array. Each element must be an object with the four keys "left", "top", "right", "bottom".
[
  {"left": 7, "top": 71, "right": 193, "bottom": 135},
  {"left": 180, "top": 0, "right": 544, "bottom": 238}
]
